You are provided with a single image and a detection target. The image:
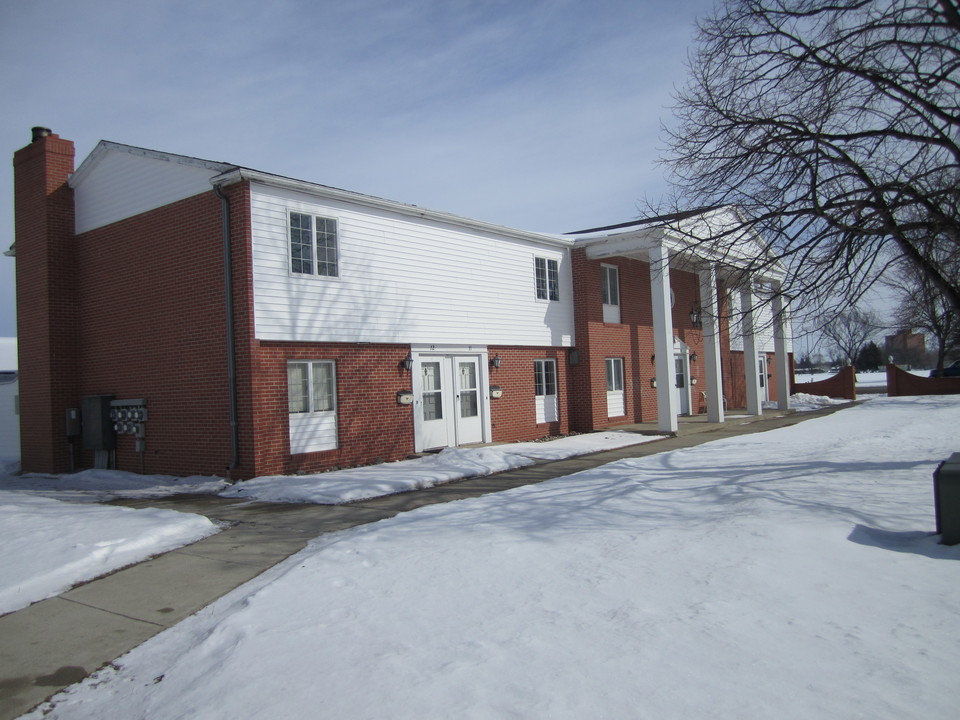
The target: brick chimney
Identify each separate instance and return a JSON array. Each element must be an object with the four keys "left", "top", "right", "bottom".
[{"left": 13, "top": 128, "right": 79, "bottom": 472}]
